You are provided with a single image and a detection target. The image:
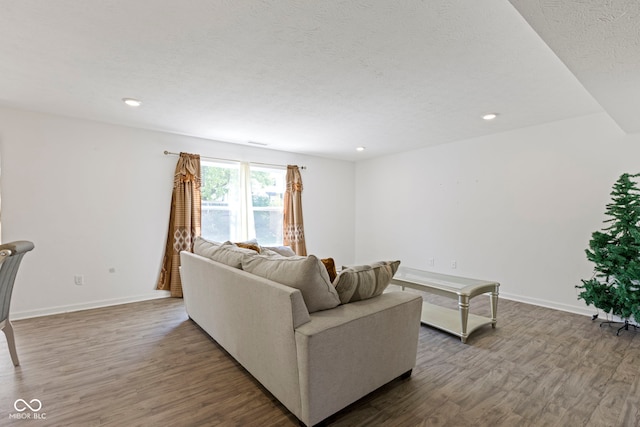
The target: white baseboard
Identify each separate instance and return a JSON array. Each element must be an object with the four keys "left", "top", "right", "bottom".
[
  {"left": 11, "top": 289, "right": 595, "bottom": 321},
  {"left": 11, "top": 291, "right": 172, "bottom": 320},
  {"left": 389, "top": 283, "right": 595, "bottom": 317},
  {"left": 499, "top": 292, "right": 595, "bottom": 317}
]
